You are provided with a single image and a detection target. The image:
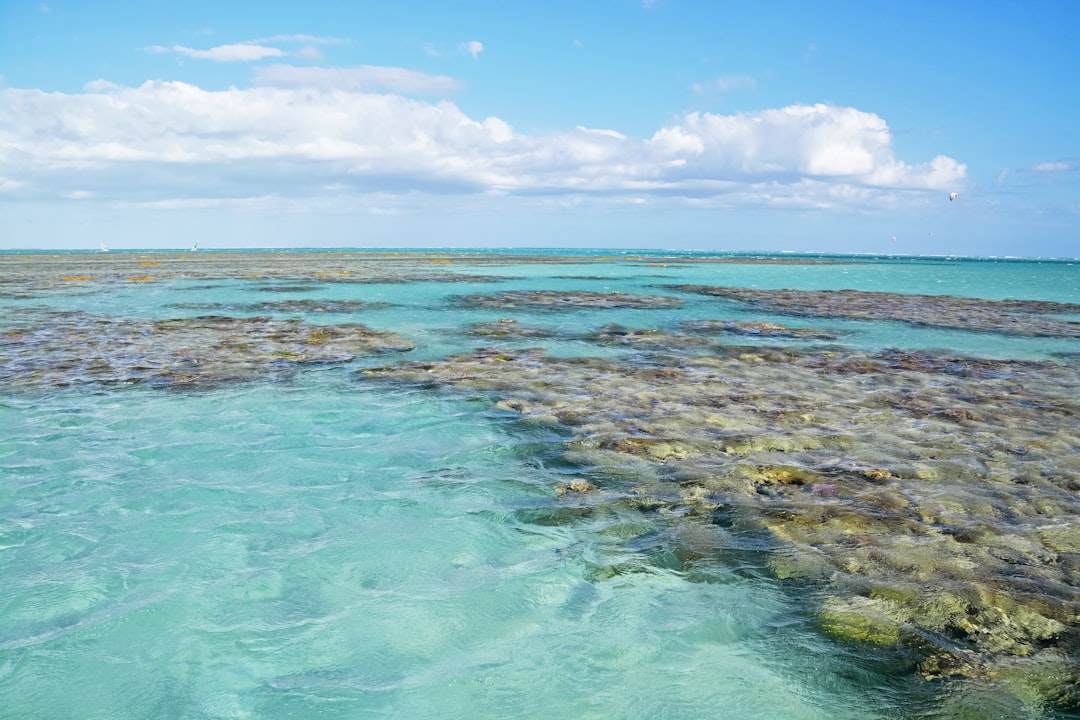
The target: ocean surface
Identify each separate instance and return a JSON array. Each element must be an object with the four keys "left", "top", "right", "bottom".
[{"left": 1, "top": 249, "right": 1078, "bottom": 719}]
